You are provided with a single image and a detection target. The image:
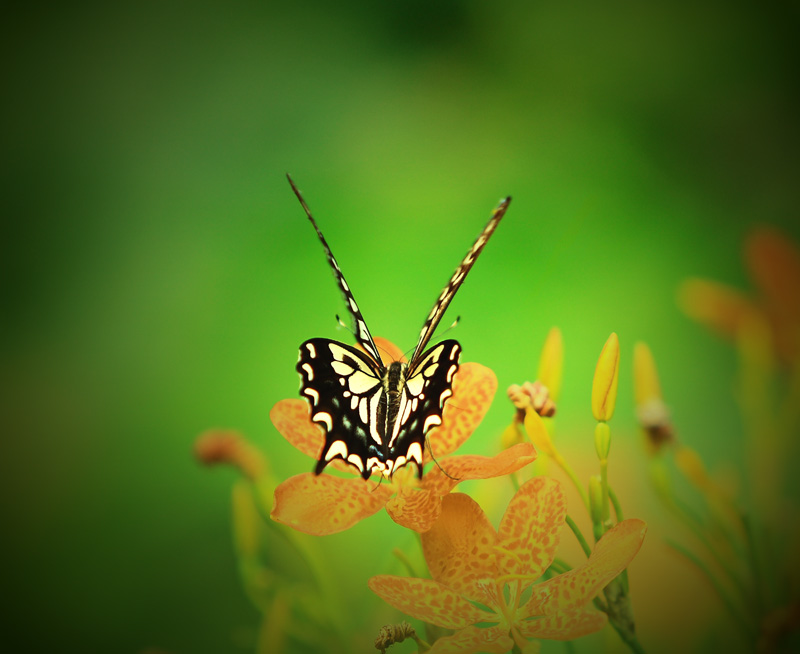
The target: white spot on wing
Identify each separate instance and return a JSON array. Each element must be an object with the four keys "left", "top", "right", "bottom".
[
  {"left": 325, "top": 439, "right": 348, "bottom": 461},
  {"left": 407, "top": 442, "right": 423, "bottom": 465},
  {"left": 301, "top": 363, "right": 314, "bottom": 380},
  {"left": 313, "top": 411, "right": 333, "bottom": 431},
  {"left": 347, "top": 453, "right": 364, "bottom": 471},
  {"left": 304, "top": 387, "right": 319, "bottom": 404},
  {"left": 359, "top": 397, "right": 368, "bottom": 424},
  {"left": 349, "top": 370, "right": 378, "bottom": 394},
  {"left": 331, "top": 361, "right": 354, "bottom": 376},
  {"left": 306, "top": 342, "right": 317, "bottom": 358},
  {"left": 423, "top": 414, "right": 442, "bottom": 432}
]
